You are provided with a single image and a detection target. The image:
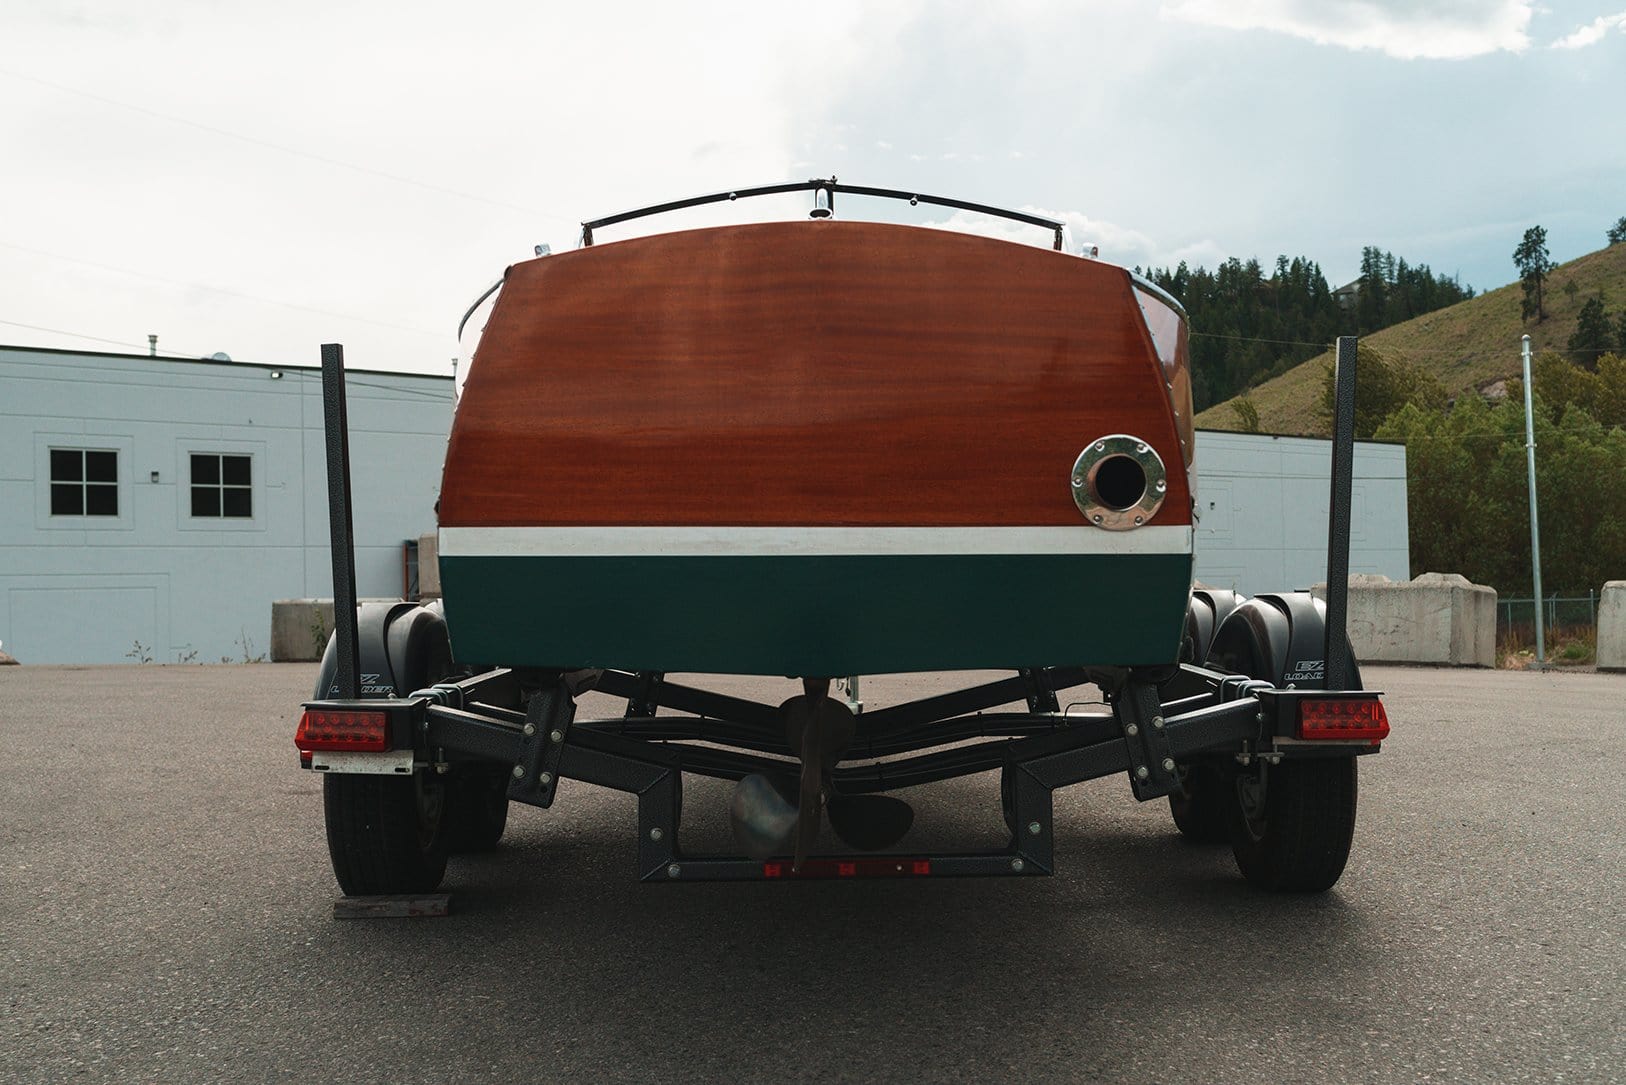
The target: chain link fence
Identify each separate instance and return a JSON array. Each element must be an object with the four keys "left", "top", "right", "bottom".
[{"left": 1498, "top": 593, "right": 1599, "bottom": 644}]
